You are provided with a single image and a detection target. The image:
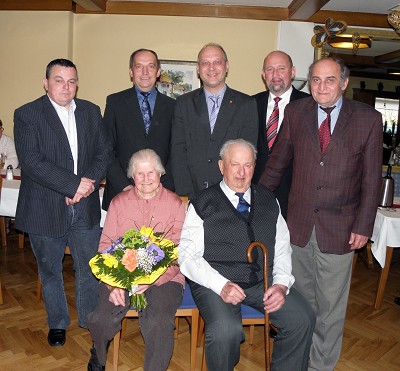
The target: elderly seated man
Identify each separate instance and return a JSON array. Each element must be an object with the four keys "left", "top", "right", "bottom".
[{"left": 178, "top": 139, "right": 315, "bottom": 371}]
